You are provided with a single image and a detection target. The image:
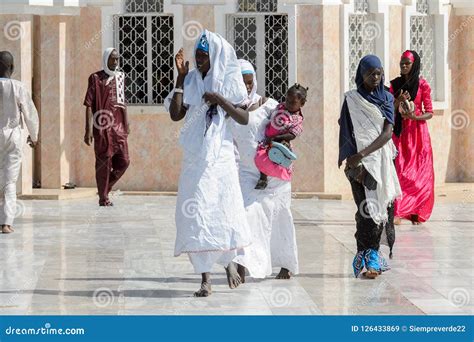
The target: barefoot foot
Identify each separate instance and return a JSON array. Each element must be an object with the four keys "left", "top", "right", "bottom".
[
  {"left": 237, "top": 264, "right": 246, "bottom": 284},
  {"left": 275, "top": 268, "right": 291, "bottom": 279},
  {"left": 363, "top": 268, "right": 380, "bottom": 279},
  {"left": 2, "top": 225, "right": 14, "bottom": 234},
  {"left": 394, "top": 217, "right": 401, "bottom": 225},
  {"left": 225, "top": 262, "right": 242, "bottom": 289},
  {"left": 194, "top": 282, "right": 212, "bottom": 297}
]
